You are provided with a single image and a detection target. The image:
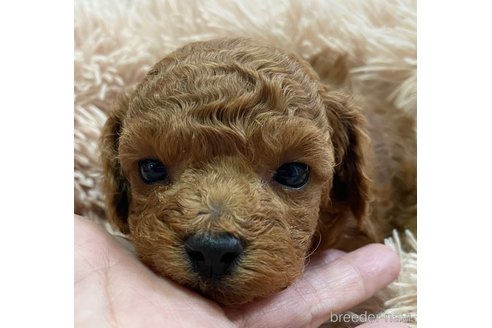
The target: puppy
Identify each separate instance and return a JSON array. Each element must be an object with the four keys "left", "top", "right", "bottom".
[{"left": 100, "top": 38, "right": 416, "bottom": 305}]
